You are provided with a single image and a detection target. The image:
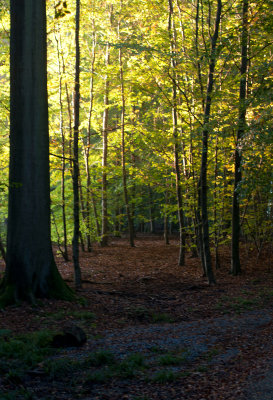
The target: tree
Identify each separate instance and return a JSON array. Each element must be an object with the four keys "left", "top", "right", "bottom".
[
  {"left": 0, "top": 0, "right": 73, "bottom": 305},
  {"left": 199, "top": 0, "right": 222, "bottom": 285},
  {"left": 100, "top": 4, "right": 113, "bottom": 247},
  {"left": 168, "top": 0, "right": 186, "bottom": 266},
  {"left": 231, "top": 0, "right": 249, "bottom": 276},
  {"left": 72, "top": 0, "right": 82, "bottom": 288},
  {"left": 118, "top": 9, "right": 135, "bottom": 248}
]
